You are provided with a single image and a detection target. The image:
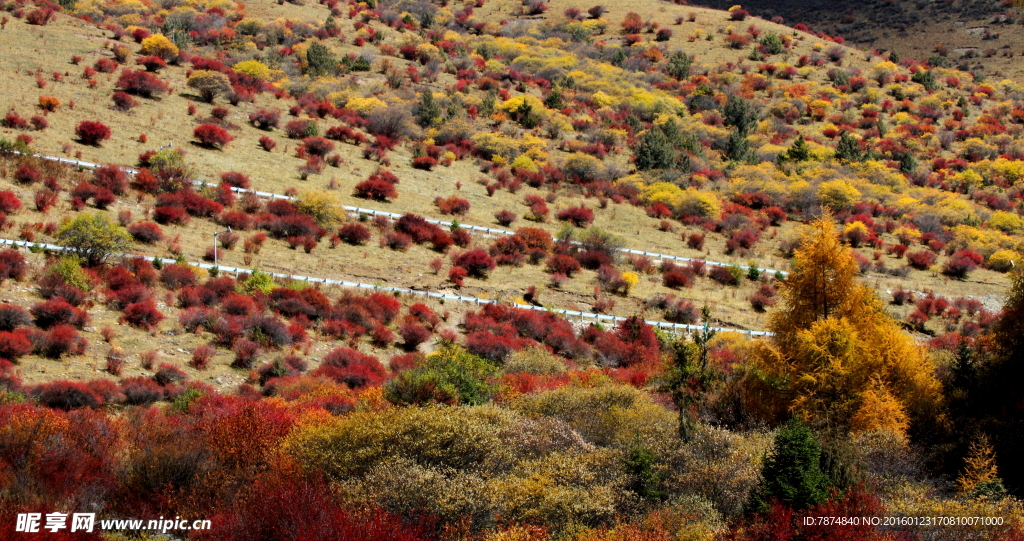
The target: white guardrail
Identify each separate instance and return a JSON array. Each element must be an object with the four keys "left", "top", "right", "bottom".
[
  {"left": 0, "top": 237, "right": 774, "bottom": 338},
  {"left": 21, "top": 153, "right": 790, "bottom": 277}
]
